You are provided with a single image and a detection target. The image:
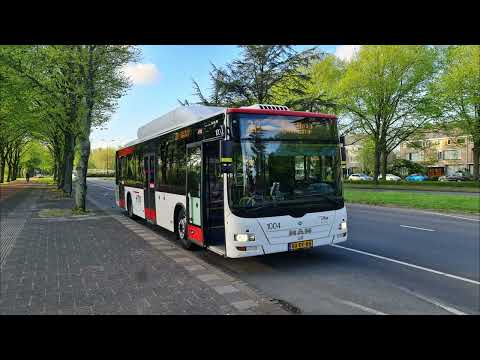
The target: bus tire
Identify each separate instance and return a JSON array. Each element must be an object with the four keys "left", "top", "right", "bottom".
[
  {"left": 176, "top": 208, "right": 195, "bottom": 250},
  {"left": 127, "top": 194, "right": 135, "bottom": 219}
]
